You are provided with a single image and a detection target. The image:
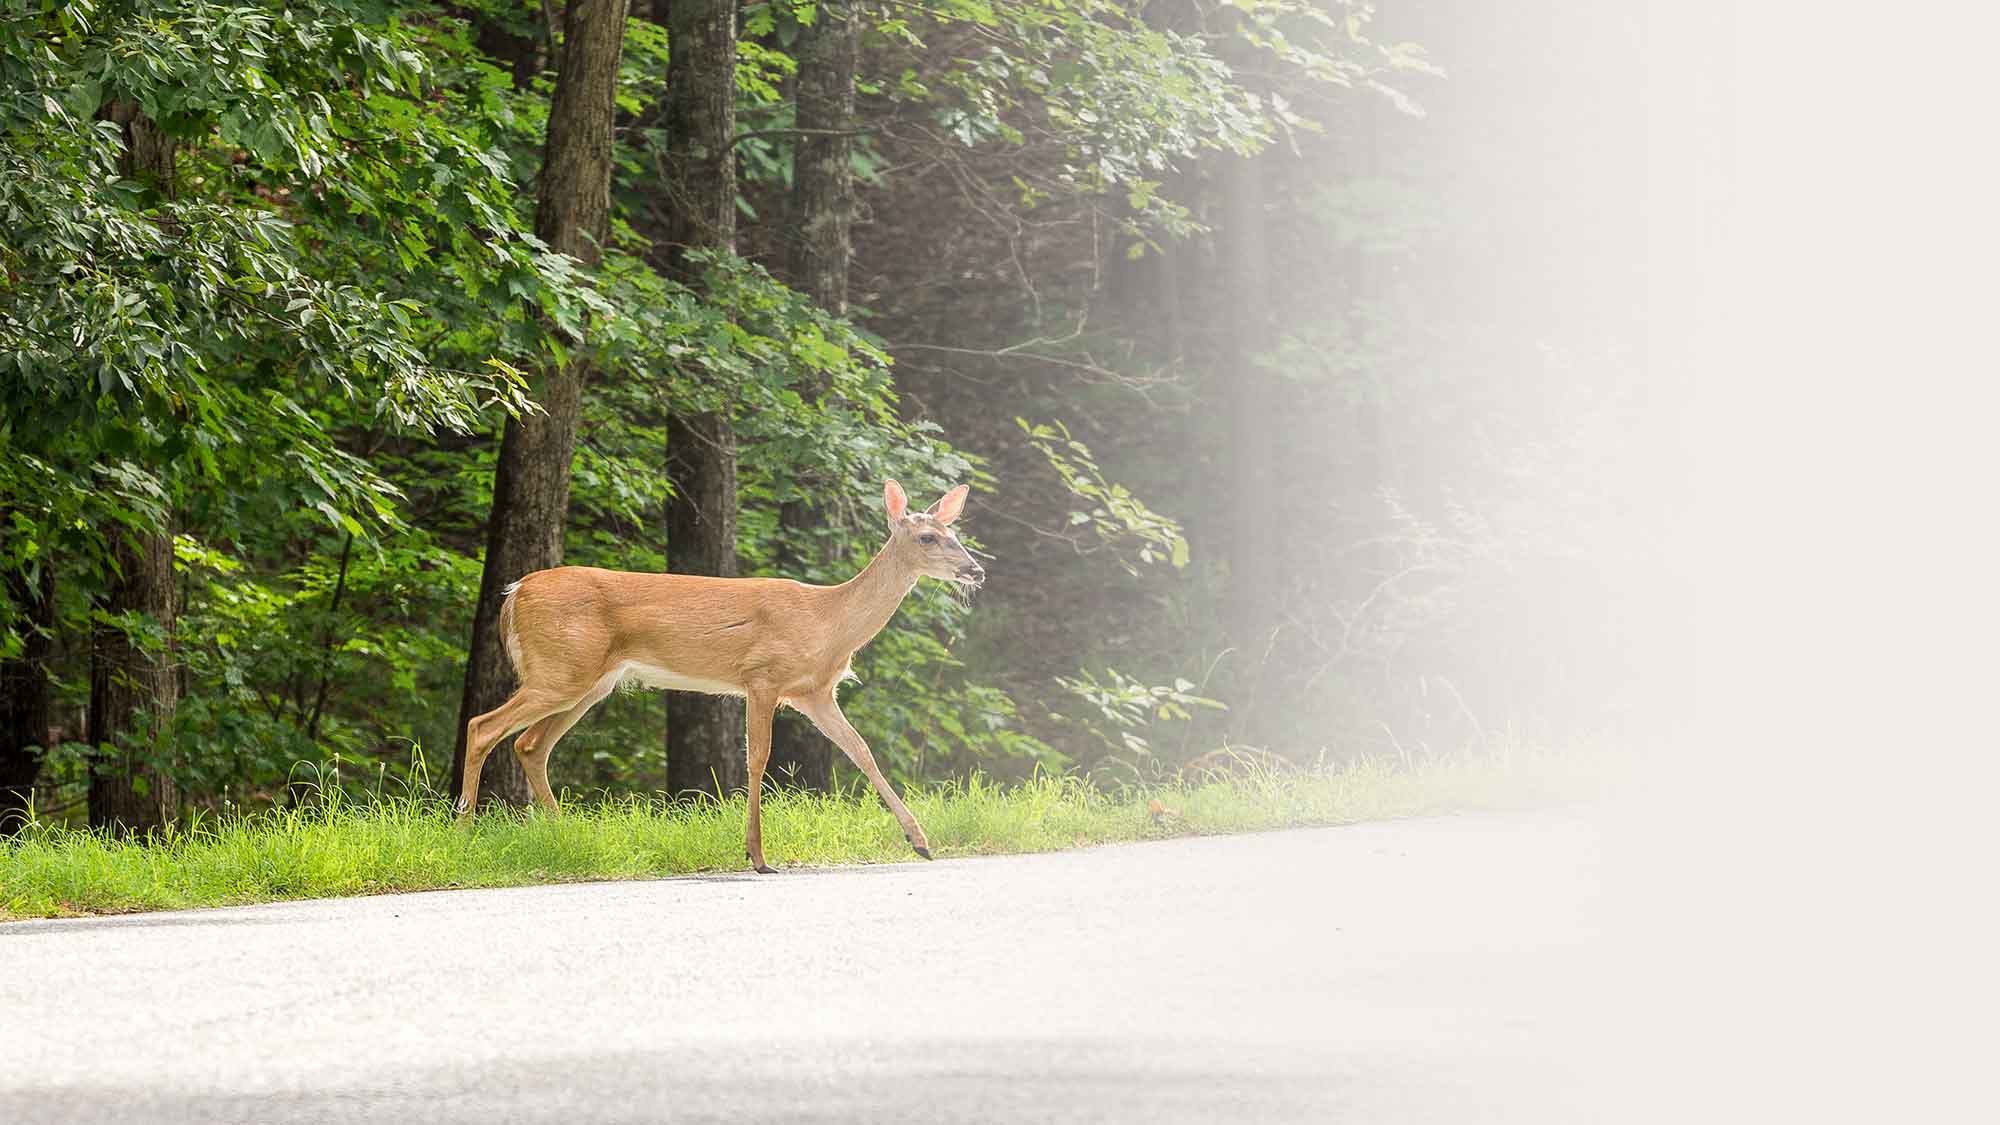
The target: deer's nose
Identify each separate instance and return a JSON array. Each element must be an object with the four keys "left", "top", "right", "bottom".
[{"left": 957, "top": 561, "right": 986, "bottom": 582}]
